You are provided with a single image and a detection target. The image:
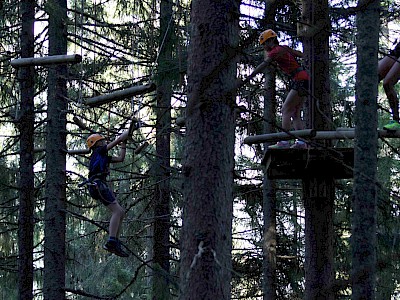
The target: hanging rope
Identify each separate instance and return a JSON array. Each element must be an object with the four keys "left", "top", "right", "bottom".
[{"left": 149, "top": 0, "right": 178, "bottom": 80}]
